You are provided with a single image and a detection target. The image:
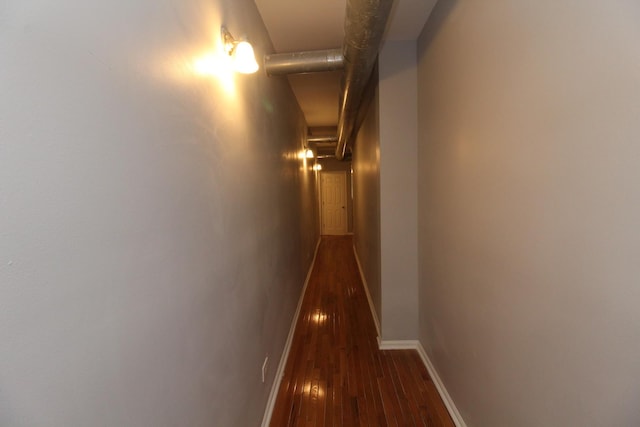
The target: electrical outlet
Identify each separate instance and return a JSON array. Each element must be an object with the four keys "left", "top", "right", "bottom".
[{"left": 261, "top": 356, "right": 269, "bottom": 383}]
